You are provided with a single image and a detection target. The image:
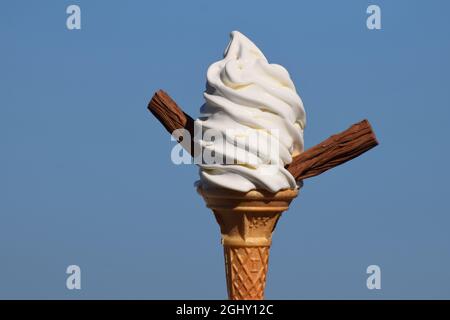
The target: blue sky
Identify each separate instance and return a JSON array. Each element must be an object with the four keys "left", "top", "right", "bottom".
[{"left": 1, "top": 0, "right": 449, "bottom": 299}]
